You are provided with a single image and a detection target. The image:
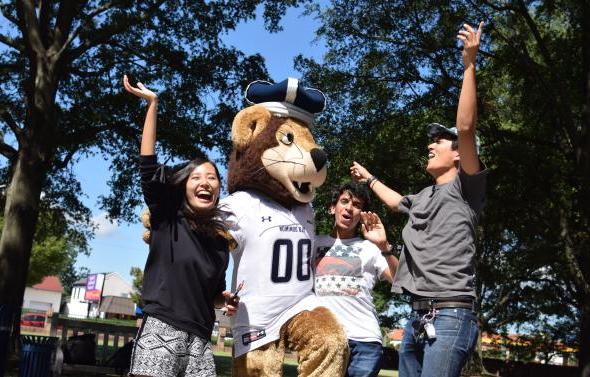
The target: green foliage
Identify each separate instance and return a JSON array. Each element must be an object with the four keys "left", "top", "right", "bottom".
[
  {"left": 129, "top": 266, "right": 143, "bottom": 307},
  {"left": 0, "top": 0, "right": 309, "bottom": 310},
  {"left": 0, "top": 0, "right": 310, "bottom": 222},
  {"left": 59, "top": 265, "right": 89, "bottom": 298},
  {"left": 302, "top": 0, "right": 590, "bottom": 370},
  {"left": 0, "top": 203, "right": 89, "bottom": 287}
]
